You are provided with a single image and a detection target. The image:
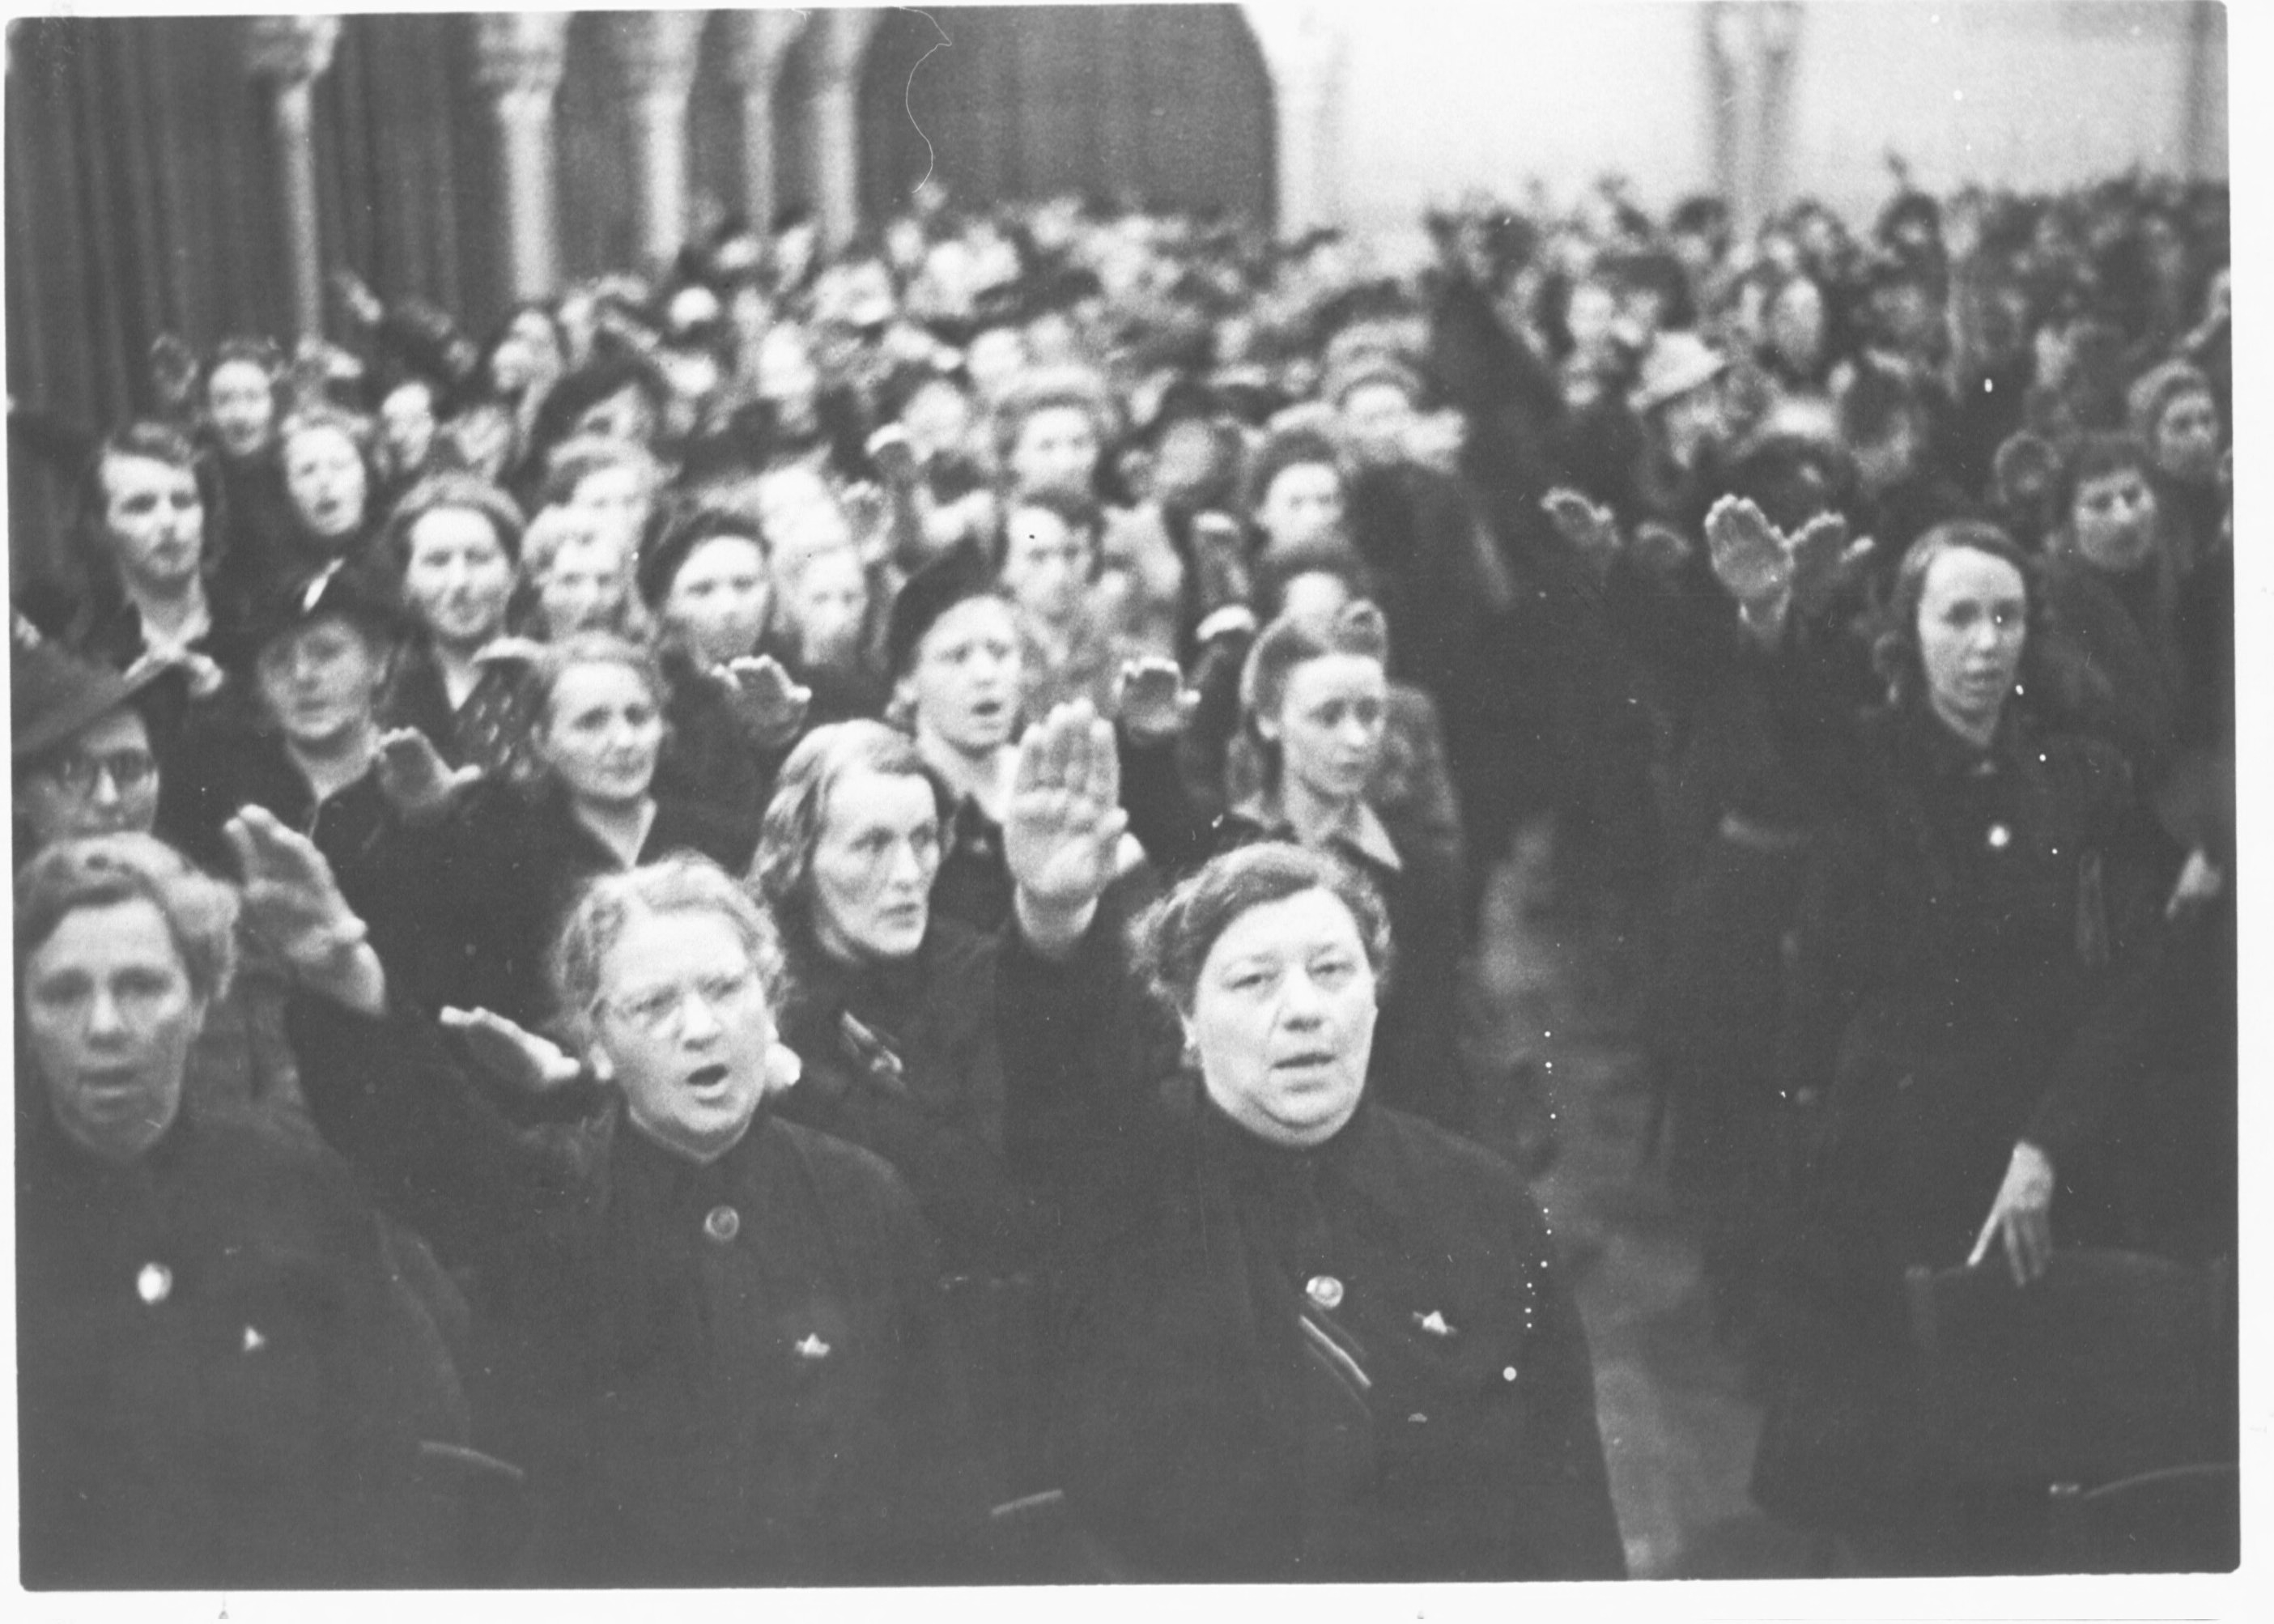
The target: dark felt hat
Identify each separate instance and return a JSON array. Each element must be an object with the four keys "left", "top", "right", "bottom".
[
  {"left": 883, "top": 542, "right": 1002, "bottom": 681},
  {"left": 11, "top": 630, "right": 169, "bottom": 762},
  {"left": 230, "top": 555, "right": 407, "bottom": 665}
]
